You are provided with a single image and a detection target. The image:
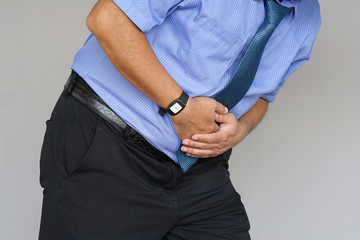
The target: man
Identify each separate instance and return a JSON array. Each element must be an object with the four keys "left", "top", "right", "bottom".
[{"left": 39, "top": 0, "right": 321, "bottom": 239}]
